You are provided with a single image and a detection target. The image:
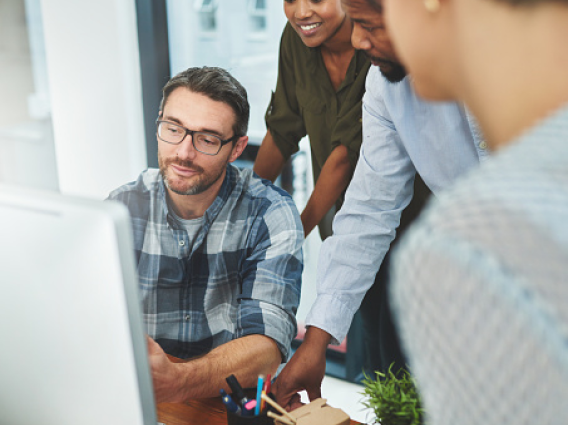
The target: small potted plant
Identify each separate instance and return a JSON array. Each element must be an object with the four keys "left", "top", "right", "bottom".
[{"left": 361, "top": 364, "right": 425, "bottom": 425}]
